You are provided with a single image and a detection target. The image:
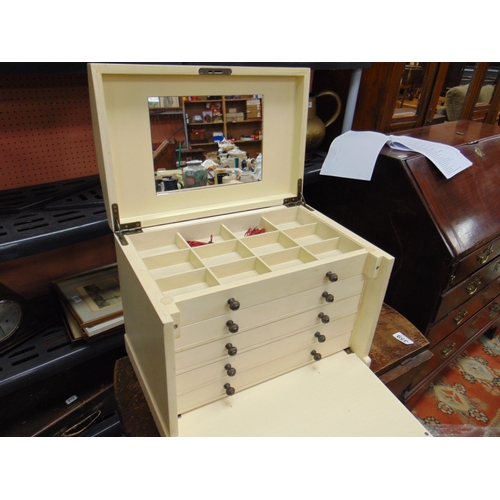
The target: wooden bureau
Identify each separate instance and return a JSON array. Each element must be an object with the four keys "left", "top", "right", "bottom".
[{"left": 307, "top": 120, "right": 500, "bottom": 408}]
